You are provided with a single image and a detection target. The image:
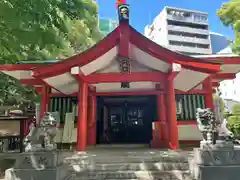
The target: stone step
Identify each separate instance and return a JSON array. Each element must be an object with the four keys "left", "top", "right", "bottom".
[
  {"left": 93, "top": 162, "right": 189, "bottom": 171},
  {"left": 68, "top": 162, "right": 189, "bottom": 172},
  {"left": 65, "top": 155, "right": 188, "bottom": 164},
  {"left": 64, "top": 174, "right": 76, "bottom": 180},
  {"left": 77, "top": 179, "right": 192, "bottom": 180},
  {"left": 75, "top": 170, "right": 193, "bottom": 180},
  {"left": 84, "top": 151, "right": 183, "bottom": 157}
]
